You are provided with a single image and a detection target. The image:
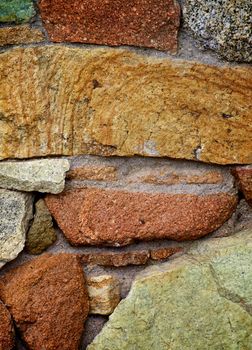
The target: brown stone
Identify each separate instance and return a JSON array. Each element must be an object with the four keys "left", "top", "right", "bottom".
[
  {"left": 87, "top": 275, "right": 120, "bottom": 315},
  {"left": 1, "top": 46, "right": 252, "bottom": 164},
  {"left": 0, "top": 254, "right": 89, "bottom": 350},
  {"left": 0, "top": 25, "right": 45, "bottom": 46},
  {"left": 232, "top": 167, "right": 252, "bottom": 206},
  {"left": 38, "top": 0, "right": 180, "bottom": 51},
  {"left": 67, "top": 165, "right": 117, "bottom": 181},
  {"left": 0, "top": 301, "right": 15, "bottom": 350},
  {"left": 45, "top": 188, "right": 237, "bottom": 246},
  {"left": 81, "top": 250, "right": 150, "bottom": 267},
  {"left": 150, "top": 247, "right": 183, "bottom": 260}
]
